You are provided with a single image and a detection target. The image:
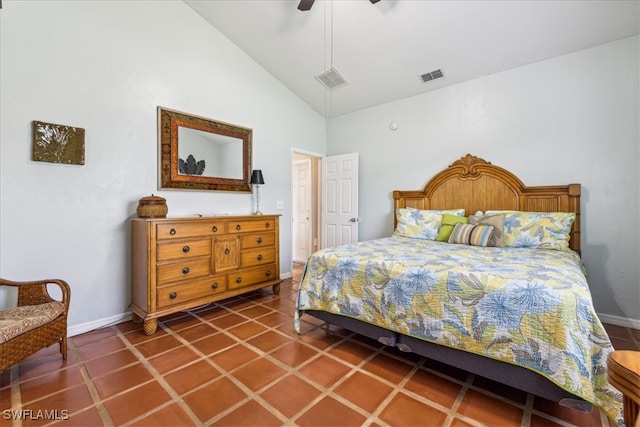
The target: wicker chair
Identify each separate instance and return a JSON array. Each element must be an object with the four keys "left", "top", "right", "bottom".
[{"left": 0, "top": 278, "right": 71, "bottom": 372}]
